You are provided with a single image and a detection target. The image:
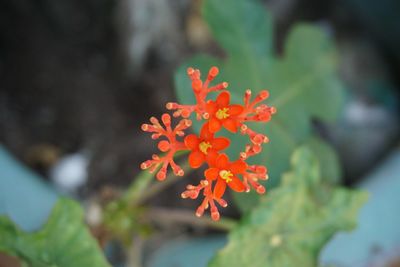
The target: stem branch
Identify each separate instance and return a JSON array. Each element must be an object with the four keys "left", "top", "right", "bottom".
[
  {"left": 136, "top": 161, "right": 191, "bottom": 205},
  {"left": 146, "top": 207, "right": 237, "bottom": 231}
]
